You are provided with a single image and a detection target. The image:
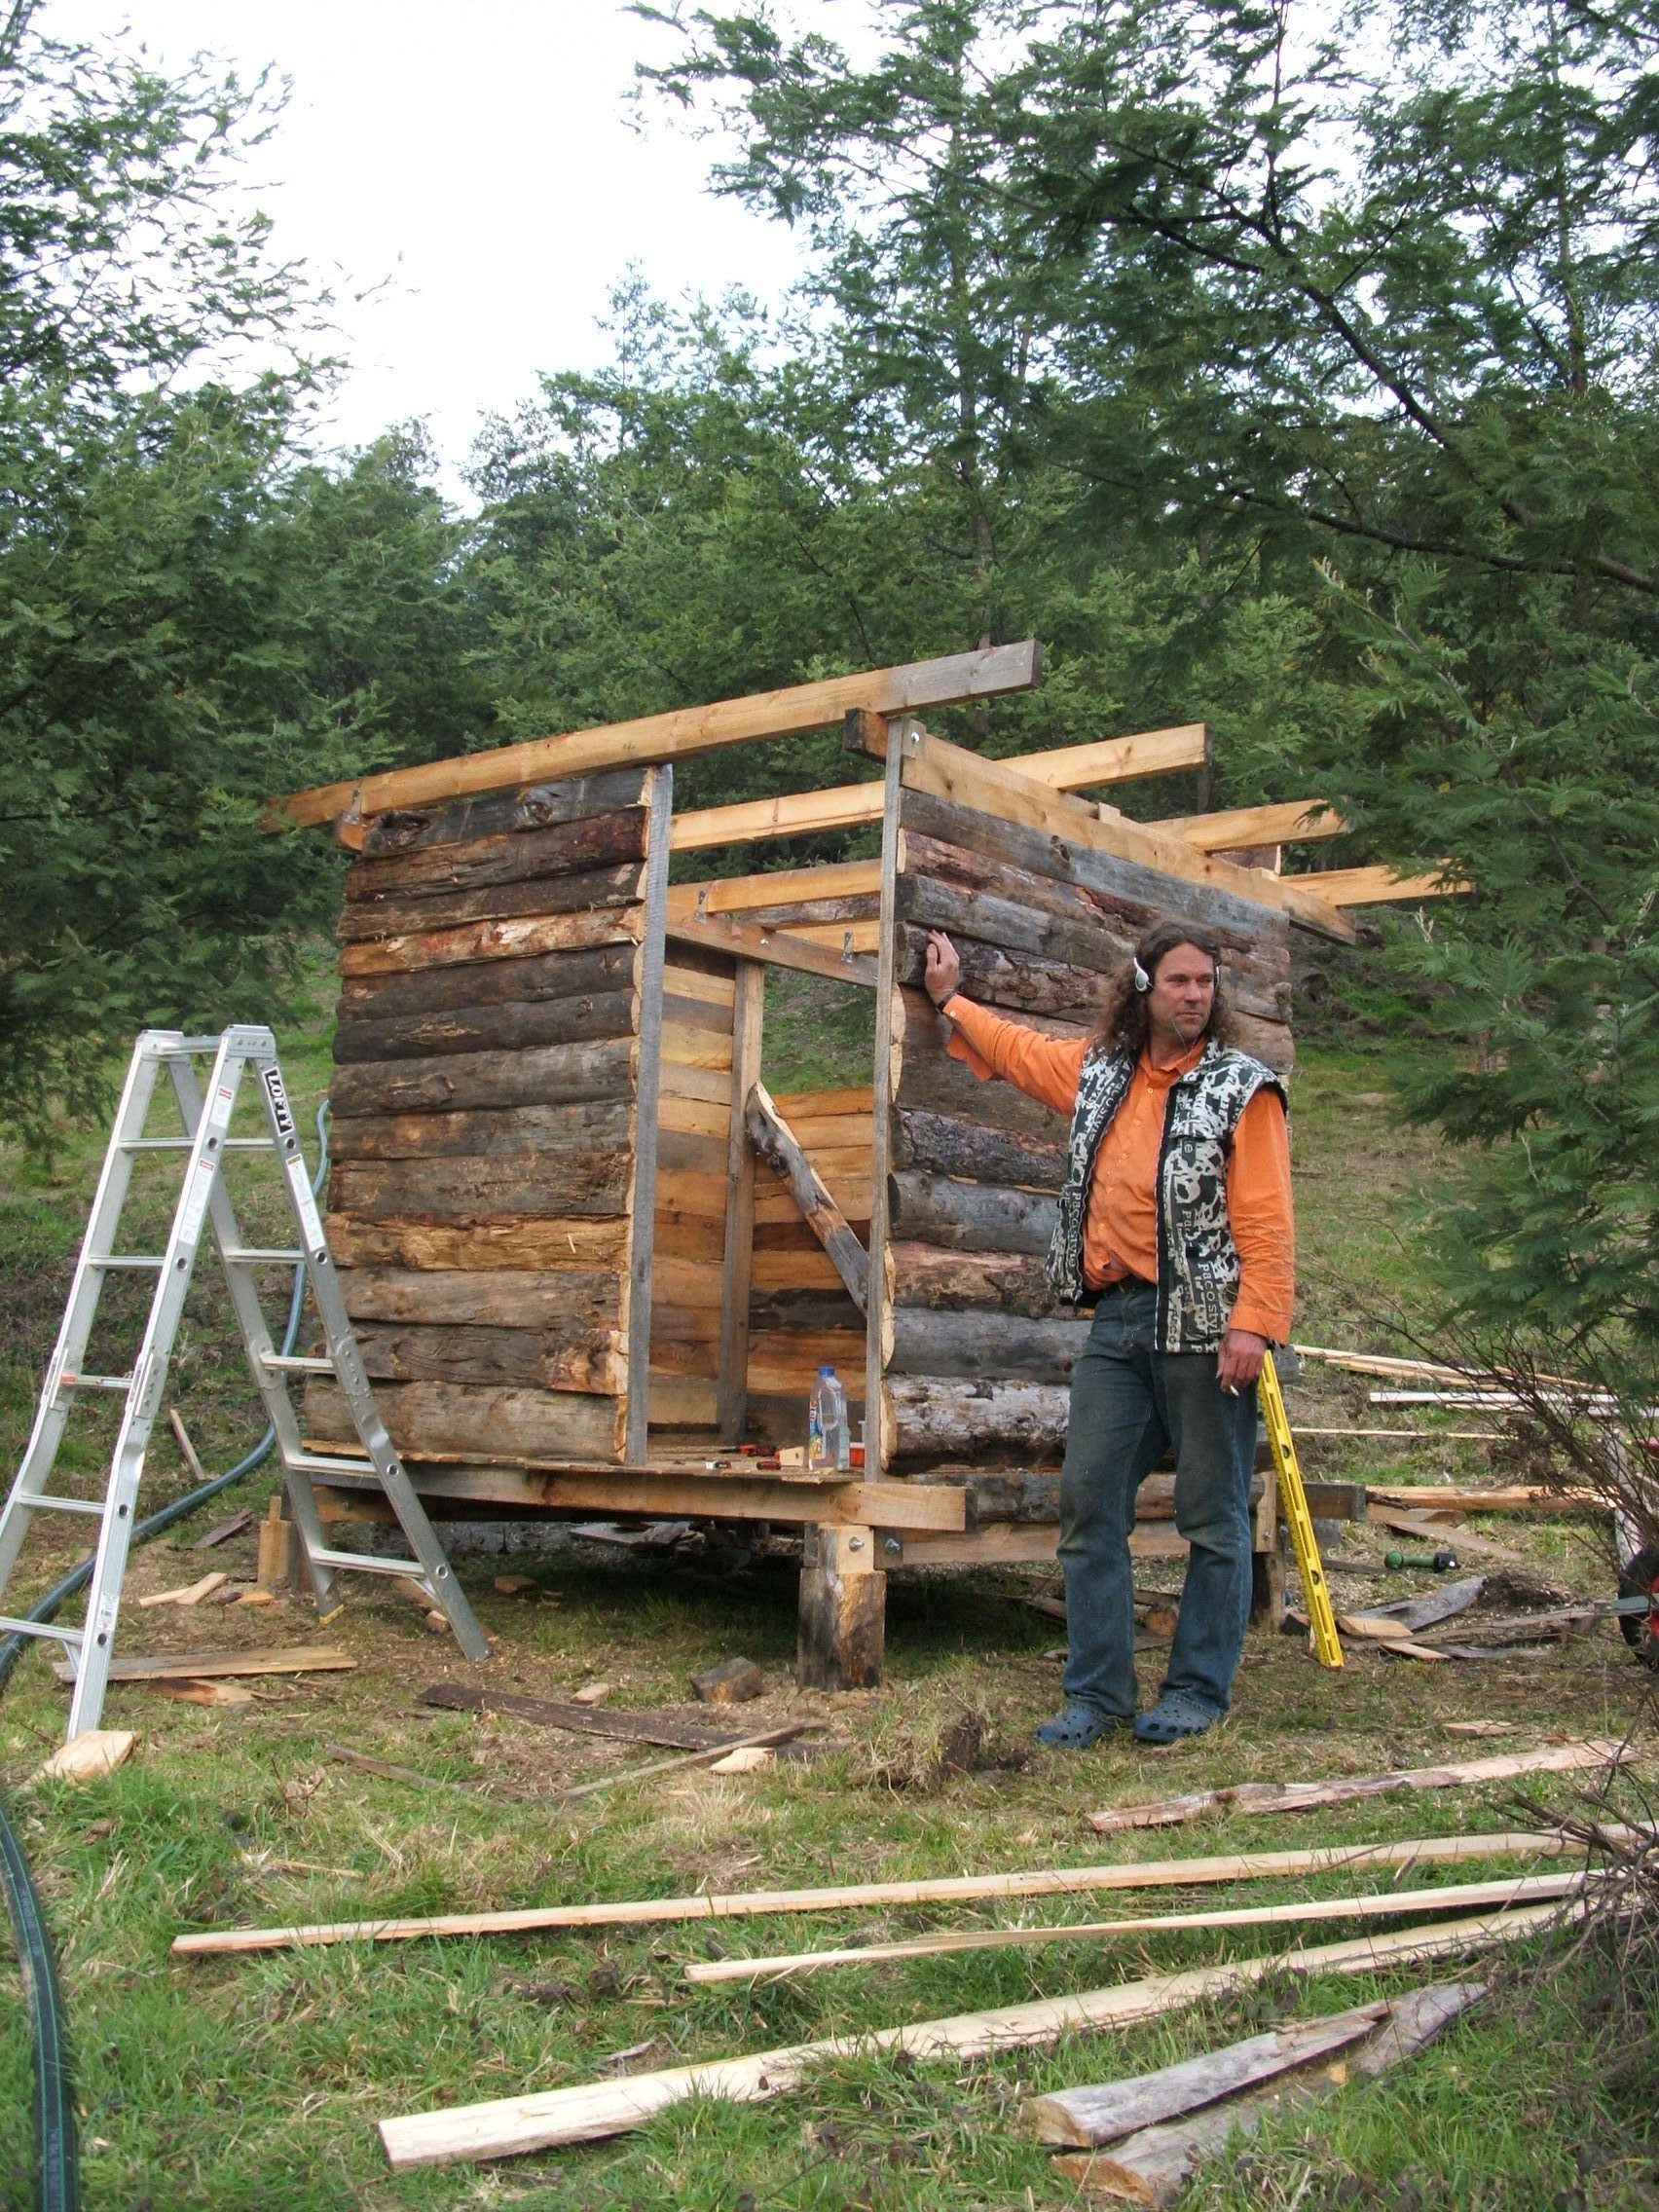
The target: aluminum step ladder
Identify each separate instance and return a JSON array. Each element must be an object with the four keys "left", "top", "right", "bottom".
[{"left": 0, "top": 1027, "right": 489, "bottom": 1739}]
